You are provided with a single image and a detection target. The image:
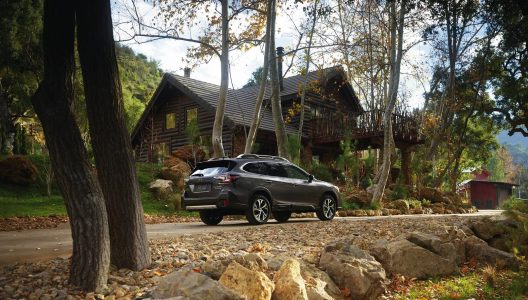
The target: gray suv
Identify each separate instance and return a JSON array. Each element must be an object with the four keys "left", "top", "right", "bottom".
[{"left": 183, "top": 154, "right": 340, "bottom": 225}]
